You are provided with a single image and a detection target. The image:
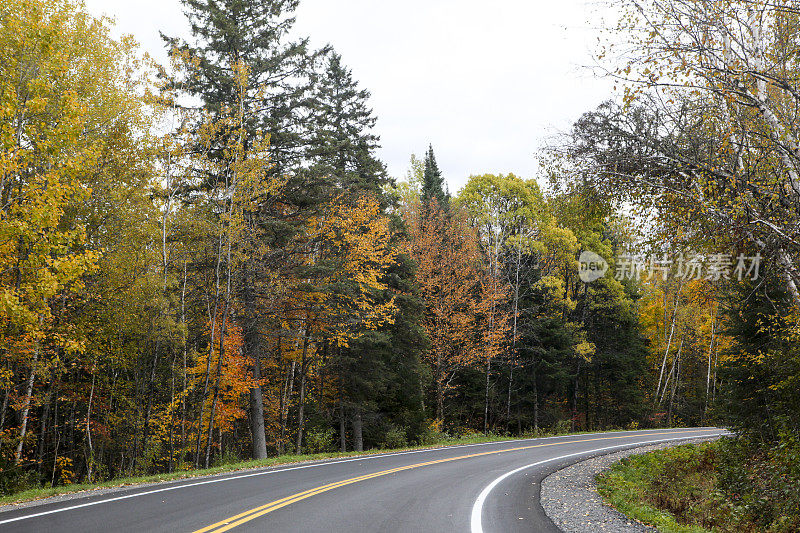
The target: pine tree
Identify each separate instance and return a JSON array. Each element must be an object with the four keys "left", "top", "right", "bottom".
[
  {"left": 719, "top": 274, "right": 799, "bottom": 443},
  {"left": 310, "top": 52, "right": 387, "bottom": 196},
  {"left": 421, "top": 145, "right": 447, "bottom": 207}
]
